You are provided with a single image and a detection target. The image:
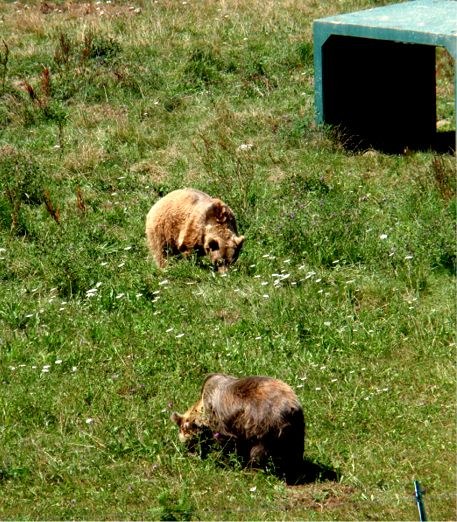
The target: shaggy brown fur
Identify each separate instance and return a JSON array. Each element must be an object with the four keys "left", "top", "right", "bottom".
[
  {"left": 145, "top": 189, "right": 244, "bottom": 271},
  {"left": 171, "top": 374, "right": 305, "bottom": 480}
]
